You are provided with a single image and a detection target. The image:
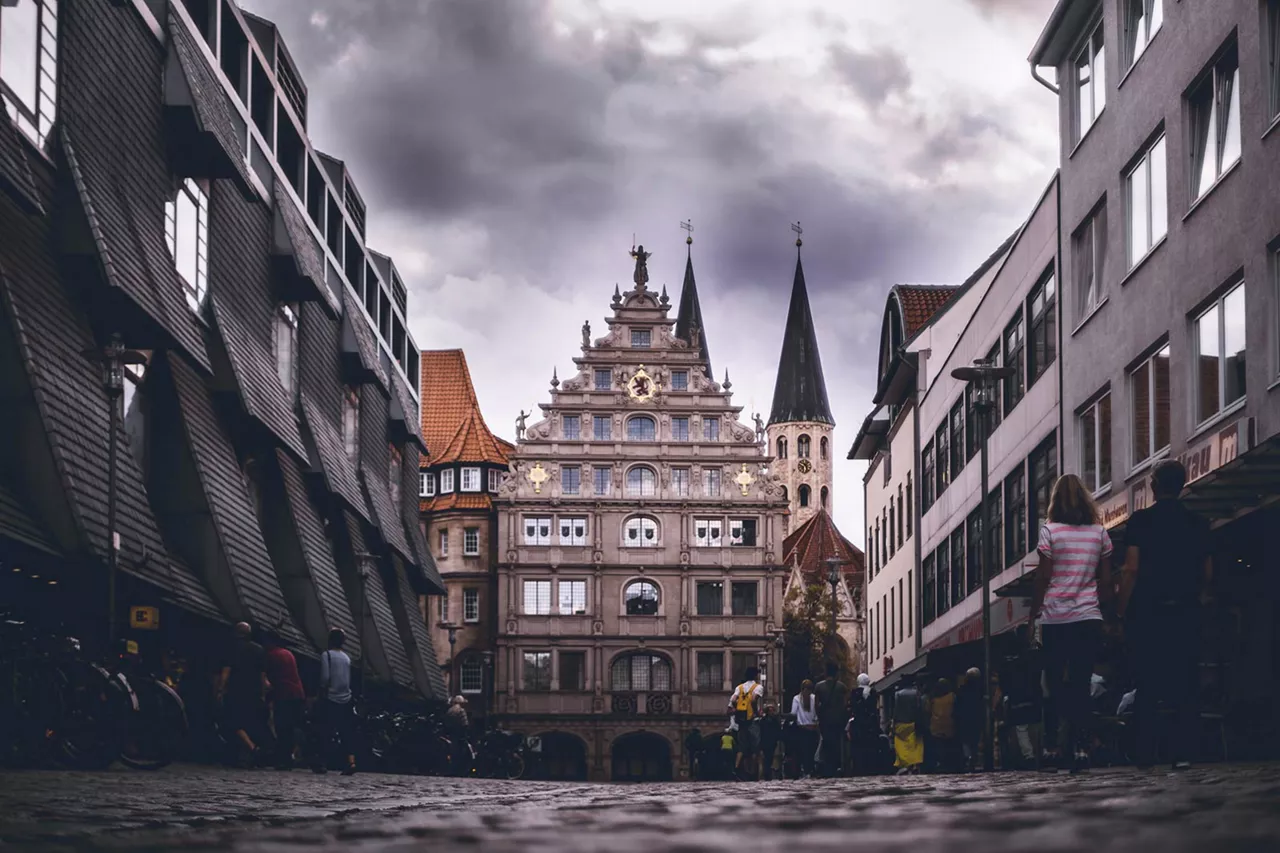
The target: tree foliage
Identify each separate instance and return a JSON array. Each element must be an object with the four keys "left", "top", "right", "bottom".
[{"left": 782, "top": 582, "right": 853, "bottom": 701}]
